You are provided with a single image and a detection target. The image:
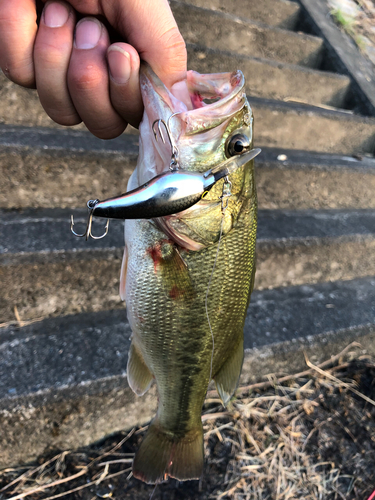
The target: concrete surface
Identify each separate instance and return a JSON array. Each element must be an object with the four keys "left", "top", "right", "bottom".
[
  {"left": 1, "top": 276, "right": 374, "bottom": 466},
  {"left": 178, "top": 0, "right": 301, "bottom": 29},
  {"left": 0, "top": 125, "right": 138, "bottom": 209},
  {"left": 187, "top": 44, "right": 351, "bottom": 107},
  {"left": 251, "top": 97, "right": 375, "bottom": 154},
  {"left": 1, "top": 208, "right": 374, "bottom": 322},
  {"left": 172, "top": 1, "right": 324, "bottom": 67},
  {"left": 256, "top": 148, "right": 375, "bottom": 210},
  {"left": 1, "top": 126, "right": 375, "bottom": 210},
  {"left": 1, "top": 0, "right": 375, "bottom": 469}
]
